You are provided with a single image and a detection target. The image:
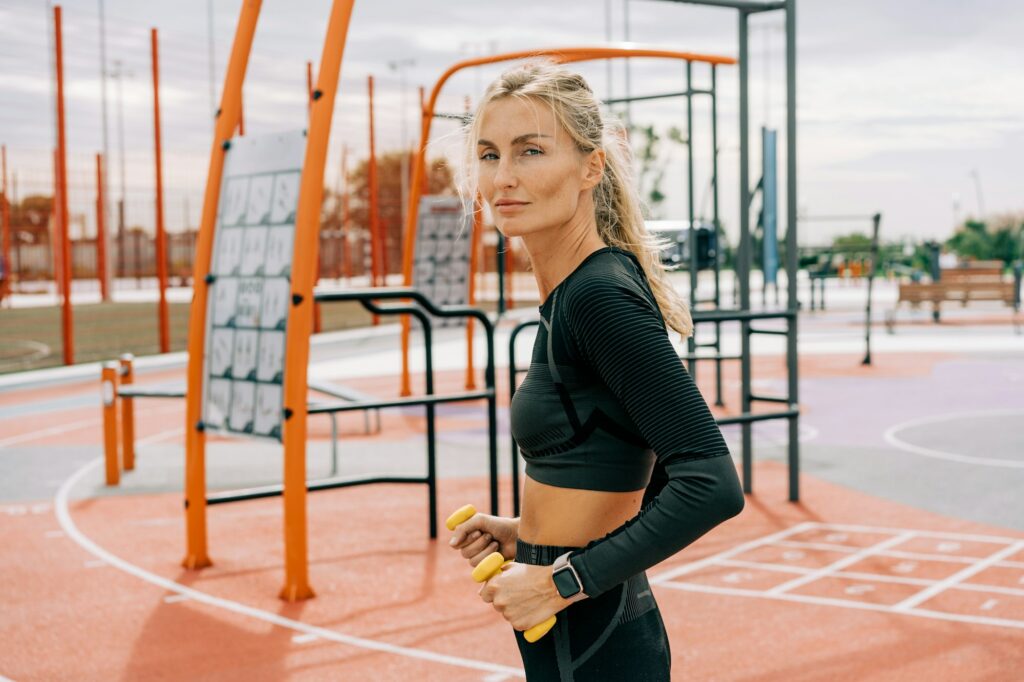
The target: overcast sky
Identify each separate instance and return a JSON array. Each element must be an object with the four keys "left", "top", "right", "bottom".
[{"left": 1, "top": 0, "right": 1022, "bottom": 247}]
